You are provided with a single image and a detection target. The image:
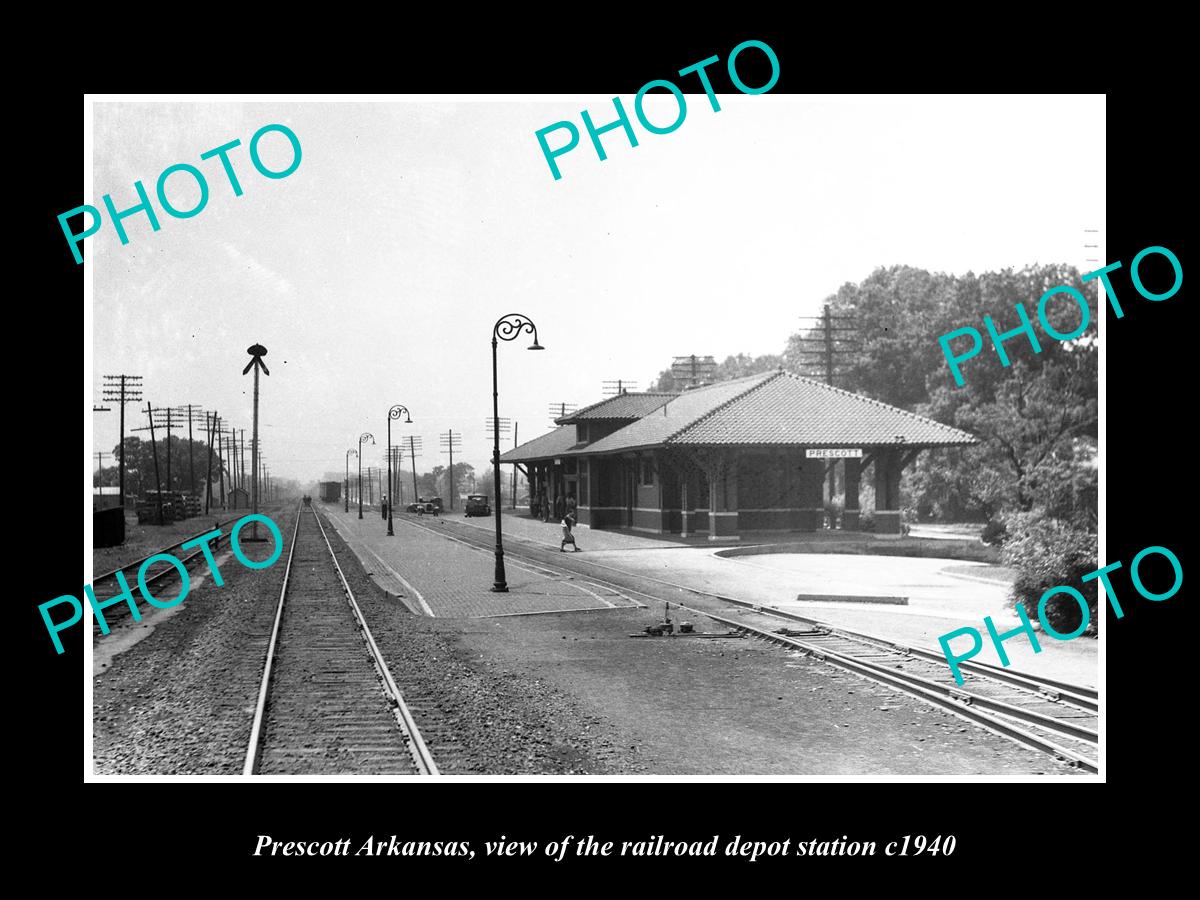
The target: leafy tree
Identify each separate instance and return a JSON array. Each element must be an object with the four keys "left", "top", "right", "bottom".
[
  {"left": 433, "top": 462, "right": 474, "bottom": 500},
  {"left": 110, "top": 435, "right": 226, "bottom": 496},
  {"left": 652, "top": 353, "right": 782, "bottom": 392}
]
